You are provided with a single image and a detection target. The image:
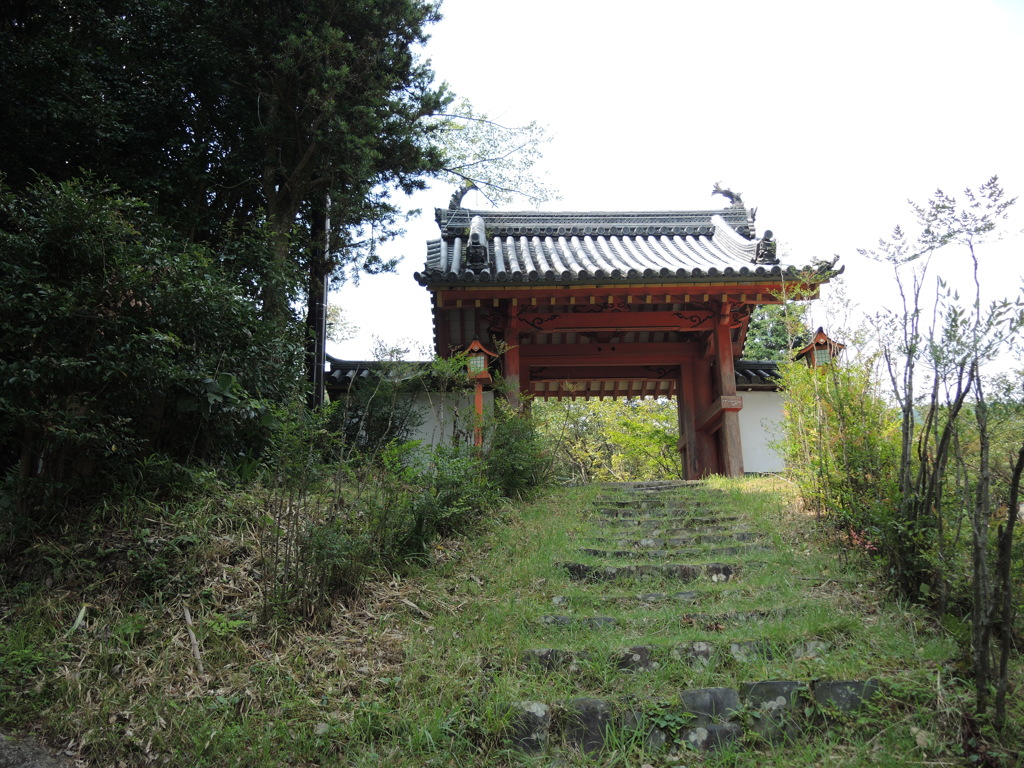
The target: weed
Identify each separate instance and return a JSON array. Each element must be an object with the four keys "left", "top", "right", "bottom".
[{"left": 0, "top": 478, "right": 1005, "bottom": 766}]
